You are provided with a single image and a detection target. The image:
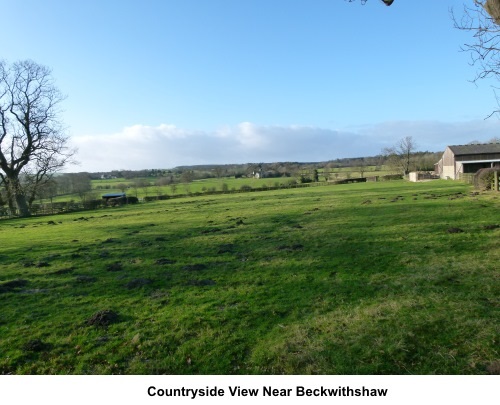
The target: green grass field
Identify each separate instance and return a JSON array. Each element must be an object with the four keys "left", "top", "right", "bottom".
[{"left": 0, "top": 180, "right": 498, "bottom": 374}]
